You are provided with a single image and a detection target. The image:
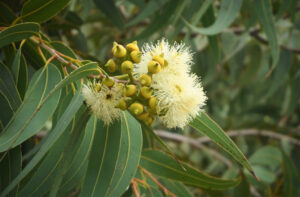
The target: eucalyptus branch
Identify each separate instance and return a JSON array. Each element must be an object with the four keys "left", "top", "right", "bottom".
[
  {"left": 155, "top": 130, "right": 232, "bottom": 168},
  {"left": 155, "top": 129, "right": 300, "bottom": 147},
  {"left": 38, "top": 38, "right": 129, "bottom": 83}
]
